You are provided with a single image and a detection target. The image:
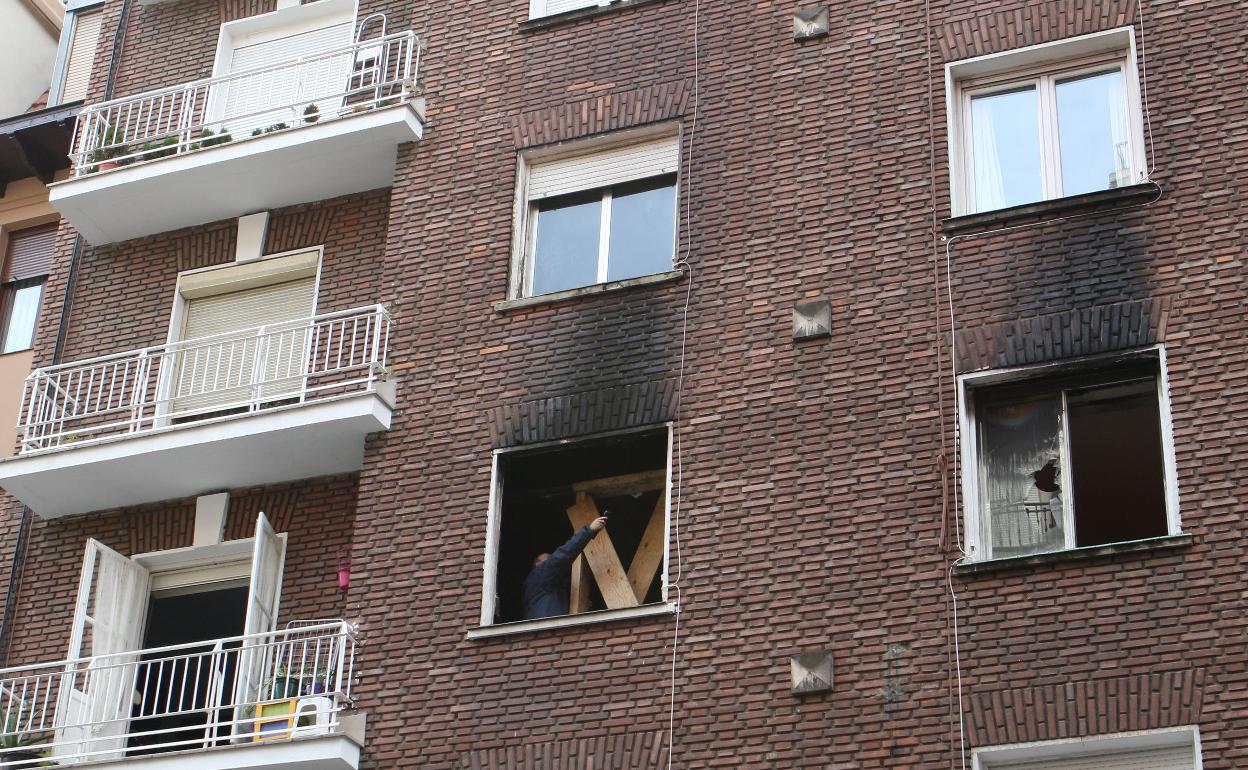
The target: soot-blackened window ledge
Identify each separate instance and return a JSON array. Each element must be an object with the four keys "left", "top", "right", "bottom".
[
  {"left": 954, "top": 534, "right": 1193, "bottom": 577},
  {"left": 467, "top": 602, "right": 677, "bottom": 640},
  {"left": 495, "top": 270, "right": 685, "bottom": 312},
  {"left": 942, "top": 183, "right": 1161, "bottom": 236}
]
